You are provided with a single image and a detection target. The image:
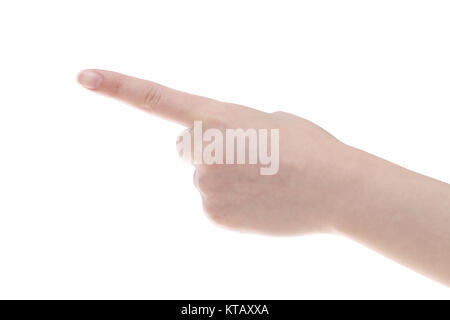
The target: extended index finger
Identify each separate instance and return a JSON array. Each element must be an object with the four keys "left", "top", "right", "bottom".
[{"left": 77, "top": 69, "right": 222, "bottom": 126}]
